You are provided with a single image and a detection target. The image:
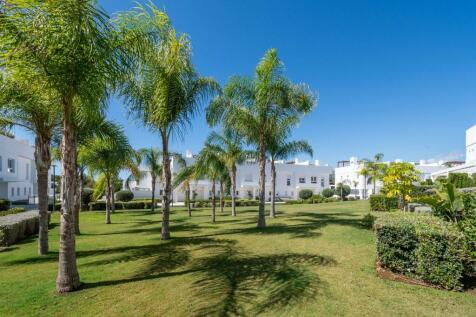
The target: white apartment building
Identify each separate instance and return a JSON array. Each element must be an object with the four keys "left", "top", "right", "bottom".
[
  {"left": 0, "top": 134, "right": 37, "bottom": 202},
  {"left": 431, "top": 124, "right": 476, "bottom": 179},
  {"left": 127, "top": 151, "right": 334, "bottom": 202},
  {"left": 335, "top": 156, "right": 447, "bottom": 199}
]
